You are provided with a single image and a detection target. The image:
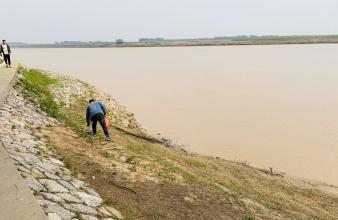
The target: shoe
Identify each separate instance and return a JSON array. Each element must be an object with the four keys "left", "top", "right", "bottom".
[
  {"left": 6, "top": 64, "right": 8, "bottom": 68},
  {"left": 105, "top": 136, "right": 112, "bottom": 141}
]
